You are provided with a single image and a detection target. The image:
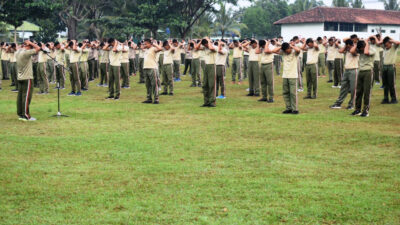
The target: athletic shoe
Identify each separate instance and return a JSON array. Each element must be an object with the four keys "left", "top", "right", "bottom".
[
  {"left": 297, "top": 88, "right": 304, "bottom": 92},
  {"left": 68, "top": 91, "right": 76, "bottom": 96},
  {"left": 190, "top": 84, "right": 196, "bottom": 87},
  {"left": 217, "top": 95, "right": 226, "bottom": 99},
  {"left": 208, "top": 103, "right": 216, "bottom": 107},
  {"left": 10, "top": 83, "right": 15, "bottom": 86},
  {"left": 0, "top": 88, "right": 2, "bottom": 91},
  {"left": 390, "top": 99, "right": 398, "bottom": 104},
  {"left": 330, "top": 104, "right": 341, "bottom": 109},
  {"left": 122, "top": 86, "right": 131, "bottom": 89},
  {"left": 267, "top": 99, "right": 274, "bottom": 103},
  {"left": 201, "top": 104, "right": 209, "bottom": 107},
  {"left": 258, "top": 98, "right": 268, "bottom": 102},
  {"left": 81, "top": 88, "right": 88, "bottom": 91},
  {"left": 197, "top": 84, "right": 202, "bottom": 87},
  {"left": 168, "top": 93, "right": 174, "bottom": 96},
  {"left": 327, "top": 80, "right": 333, "bottom": 83},
  {"left": 332, "top": 85, "right": 337, "bottom": 88},
  {"left": 158, "top": 87, "right": 161, "bottom": 91},
  {"left": 18, "top": 117, "right": 27, "bottom": 121},
  {"left": 351, "top": 110, "right": 361, "bottom": 116},
  {"left": 254, "top": 94, "right": 260, "bottom": 97},
  {"left": 360, "top": 111, "right": 369, "bottom": 117},
  {"left": 303, "top": 96, "right": 312, "bottom": 99},
  {"left": 43, "top": 92, "right": 49, "bottom": 95},
  {"left": 381, "top": 99, "right": 390, "bottom": 104},
  {"left": 114, "top": 96, "right": 120, "bottom": 101},
  {"left": 11, "top": 89, "right": 18, "bottom": 92},
  {"left": 28, "top": 117, "right": 37, "bottom": 121},
  {"left": 153, "top": 100, "right": 159, "bottom": 104},
  {"left": 75, "top": 92, "right": 82, "bottom": 96},
  {"left": 142, "top": 100, "right": 152, "bottom": 104},
  {"left": 337, "top": 86, "right": 341, "bottom": 88},
  {"left": 311, "top": 96, "right": 316, "bottom": 99},
  {"left": 282, "top": 109, "right": 292, "bottom": 114},
  {"left": 246, "top": 88, "right": 250, "bottom": 92},
  {"left": 97, "top": 84, "right": 103, "bottom": 87},
  {"left": 246, "top": 93, "right": 254, "bottom": 96},
  {"left": 292, "top": 110, "right": 299, "bottom": 114},
  {"left": 103, "top": 84, "right": 108, "bottom": 87},
  {"left": 346, "top": 106, "right": 354, "bottom": 110},
  {"left": 375, "top": 82, "right": 380, "bottom": 85},
  {"left": 106, "top": 96, "right": 114, "bottom": 99},
  {"left": 380, "top": 85, "right": 384, "bottom": 89},
  {"left": 60, "top": 87, "right": 65, "bottom": 90},
  {"left": 160, "top": 92, "right": 168, "bottom": 95}
]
